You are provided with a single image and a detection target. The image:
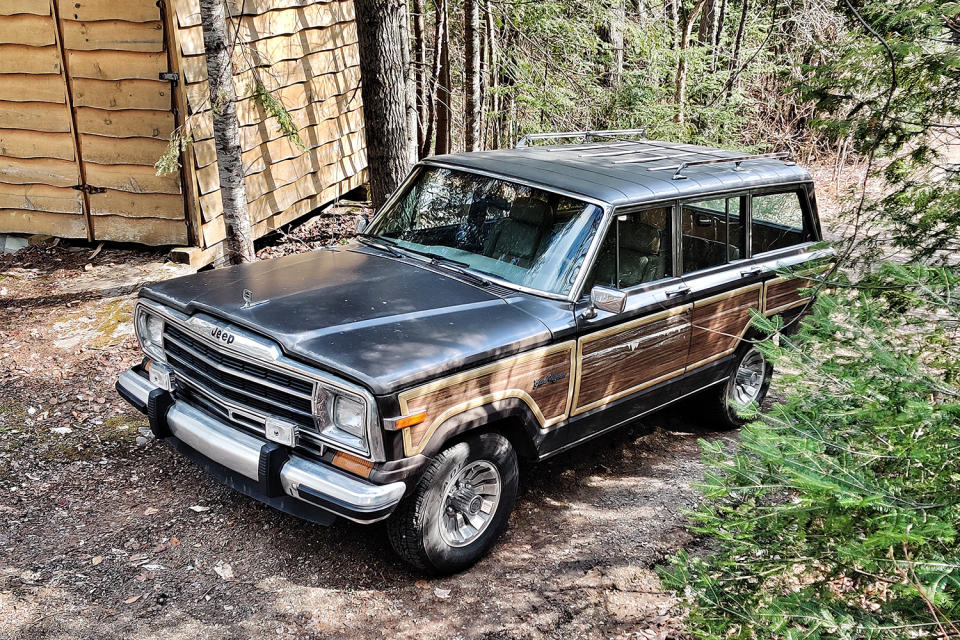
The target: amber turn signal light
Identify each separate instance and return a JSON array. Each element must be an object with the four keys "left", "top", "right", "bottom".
[{"left": 394, "top": 411, "right": 427, "bottom": 430}]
